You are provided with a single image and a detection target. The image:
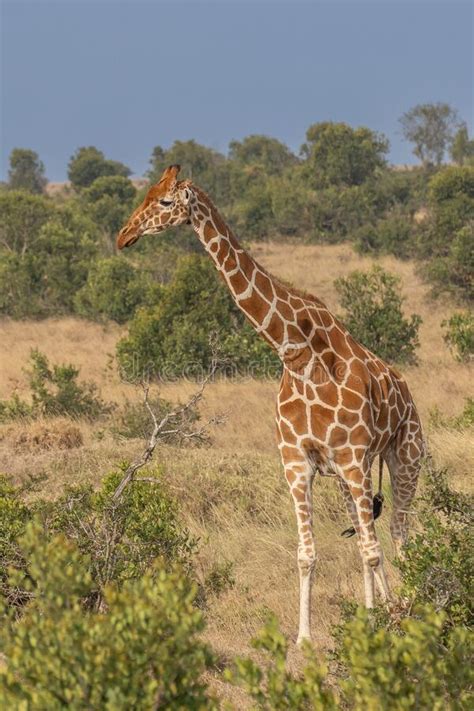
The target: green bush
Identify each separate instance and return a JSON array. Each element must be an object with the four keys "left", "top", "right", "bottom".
[
  {"left": 0, "top": 523, "right": 215, "bottom": 710},
  {"left": 443, "top": 311, "right": 474, "bottom": 361},
  {"left": 335, "top": 265, "right": 422, "bottom": 364},
  {"left": 41, "top": 469, "right": 198, "bottom": 598},
  {"left": 309, "top": 184, "right": 375, "bottom": 242},
  {"left": 354, "top": 211, "right": 414, "bottom": 258},
  {"left": 0, "top": 477, "right": 32, "bottom": 609},
  {"left": 0, "top": 350, "right": 111, "bottom": 422},
  {"left": 228, "top": 609, "right": 472, "bottom": 710},
  {"left": 398, "top": 466, "right": 473, "bottom": 629},
  {"left": 424, "top": 224, "right": 474, "bottom": 302},
  {"left": 0, "top": 202, "right": 98, "bottom": 318},
  {"left": 74, "top": 257, "right": 162, "bottom": 324},
  {"left": 117, "top": 255, "right": 280, "bottom": 380},
  {"left": 0, "top": 466, "right": 197, "bottom": 611},
  {"left": 28, "top": 349, "right": 111, "bottom": 420}
]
